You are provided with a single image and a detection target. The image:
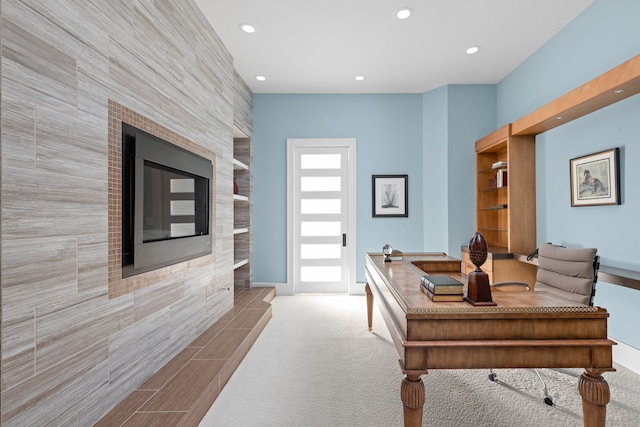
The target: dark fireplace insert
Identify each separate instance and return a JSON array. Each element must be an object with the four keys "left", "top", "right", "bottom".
[{"left": 122, "top": 123, "right": 212, "bottom": 277}]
